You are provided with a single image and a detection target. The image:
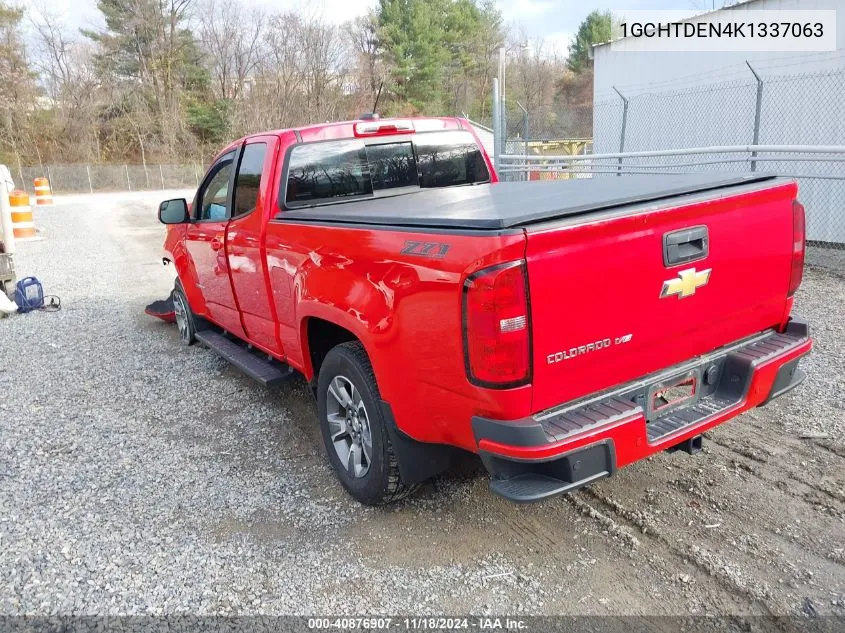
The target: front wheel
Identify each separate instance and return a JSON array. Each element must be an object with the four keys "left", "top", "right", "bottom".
[
  {"left": 317, "top": 342, "right": 417, "bottom": 505},
  {"left": 172, "top": 280, "right": 198, "bottom": 346}
]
